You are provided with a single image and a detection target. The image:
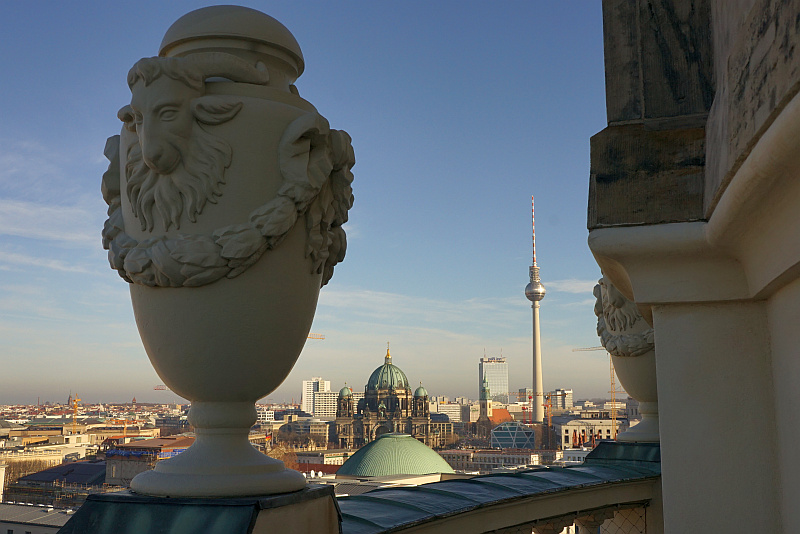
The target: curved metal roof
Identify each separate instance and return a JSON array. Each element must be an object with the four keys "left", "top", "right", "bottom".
[
  {"left": 338, "top": 442, "right": 662, "bottom": 533},
  {"left": 337, "top": 433, "right": 454, "bottom": 477}
]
